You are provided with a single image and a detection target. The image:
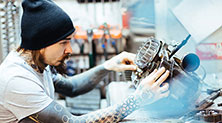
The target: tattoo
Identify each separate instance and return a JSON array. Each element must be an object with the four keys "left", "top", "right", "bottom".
[
  {"left": 53, "top": 64, "right": 110, "bottom": 97},
  {"left": 117, "top": 95, "right": 140, "bottom": 118},
  {"left": 141, "top": 89, "right": 154, "bottom": 100},
  {"left": 54, "top": 104, "right": 63, "bottom": 112},
  {"left": 19, "top": 94, "right": 140, "bottom": 123},
  {"left": 134, "top": 85, "right": 155, "bottom": 106}
]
